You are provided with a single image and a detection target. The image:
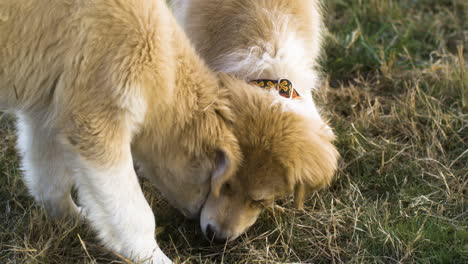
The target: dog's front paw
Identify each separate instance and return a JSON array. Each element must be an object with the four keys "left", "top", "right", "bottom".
[
  {"left": 149, "top": 248, "right": 173, "bottom": 264},
  {"left": 124, "top": 243, "right": 173, "bottom": 264}
]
